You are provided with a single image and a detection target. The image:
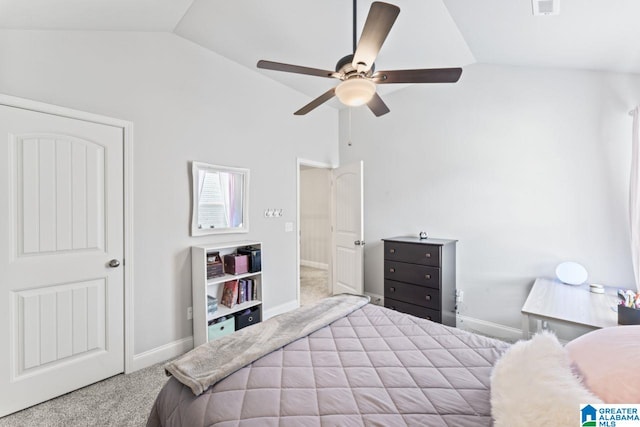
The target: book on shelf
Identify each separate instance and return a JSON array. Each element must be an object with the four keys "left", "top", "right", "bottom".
[
  {"left": 220, "top": 280, "right": 238, "bottom": 308},
  {"left": 252, "top": 279, "right": 257, "bottom": 300},
  {"left": 247, "top": 279, "right": 253, "bottom": 302},
  {"left": 238, "top": 280, "right": 246, "bottom": 304}
]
